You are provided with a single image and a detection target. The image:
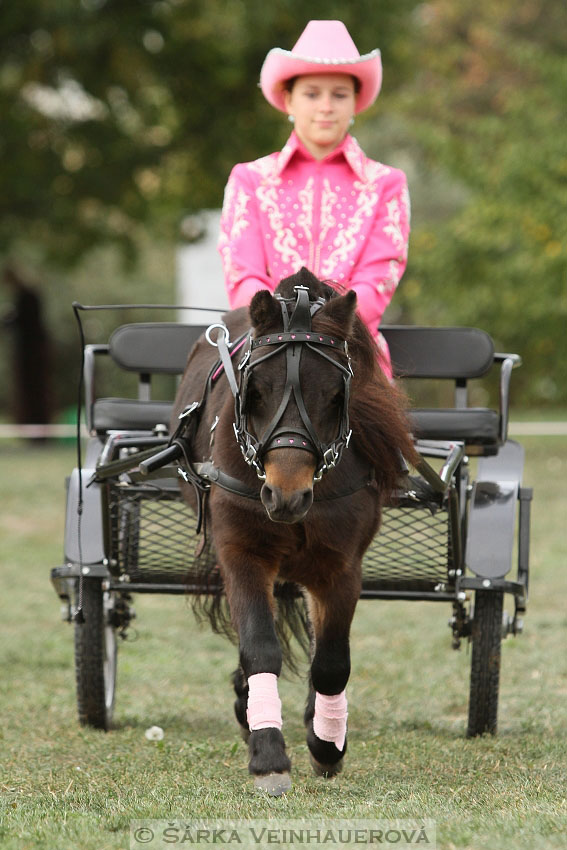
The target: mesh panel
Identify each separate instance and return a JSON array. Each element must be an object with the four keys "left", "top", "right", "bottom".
[
  {"left": 107, "top": 483, "right": 453, "bottom": 592},
  {"left": 108, "top": 483, "right": 216, "bottom": 585},
  {"left": 362, "top": 504, "right": 452, "bottom": 591}
]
